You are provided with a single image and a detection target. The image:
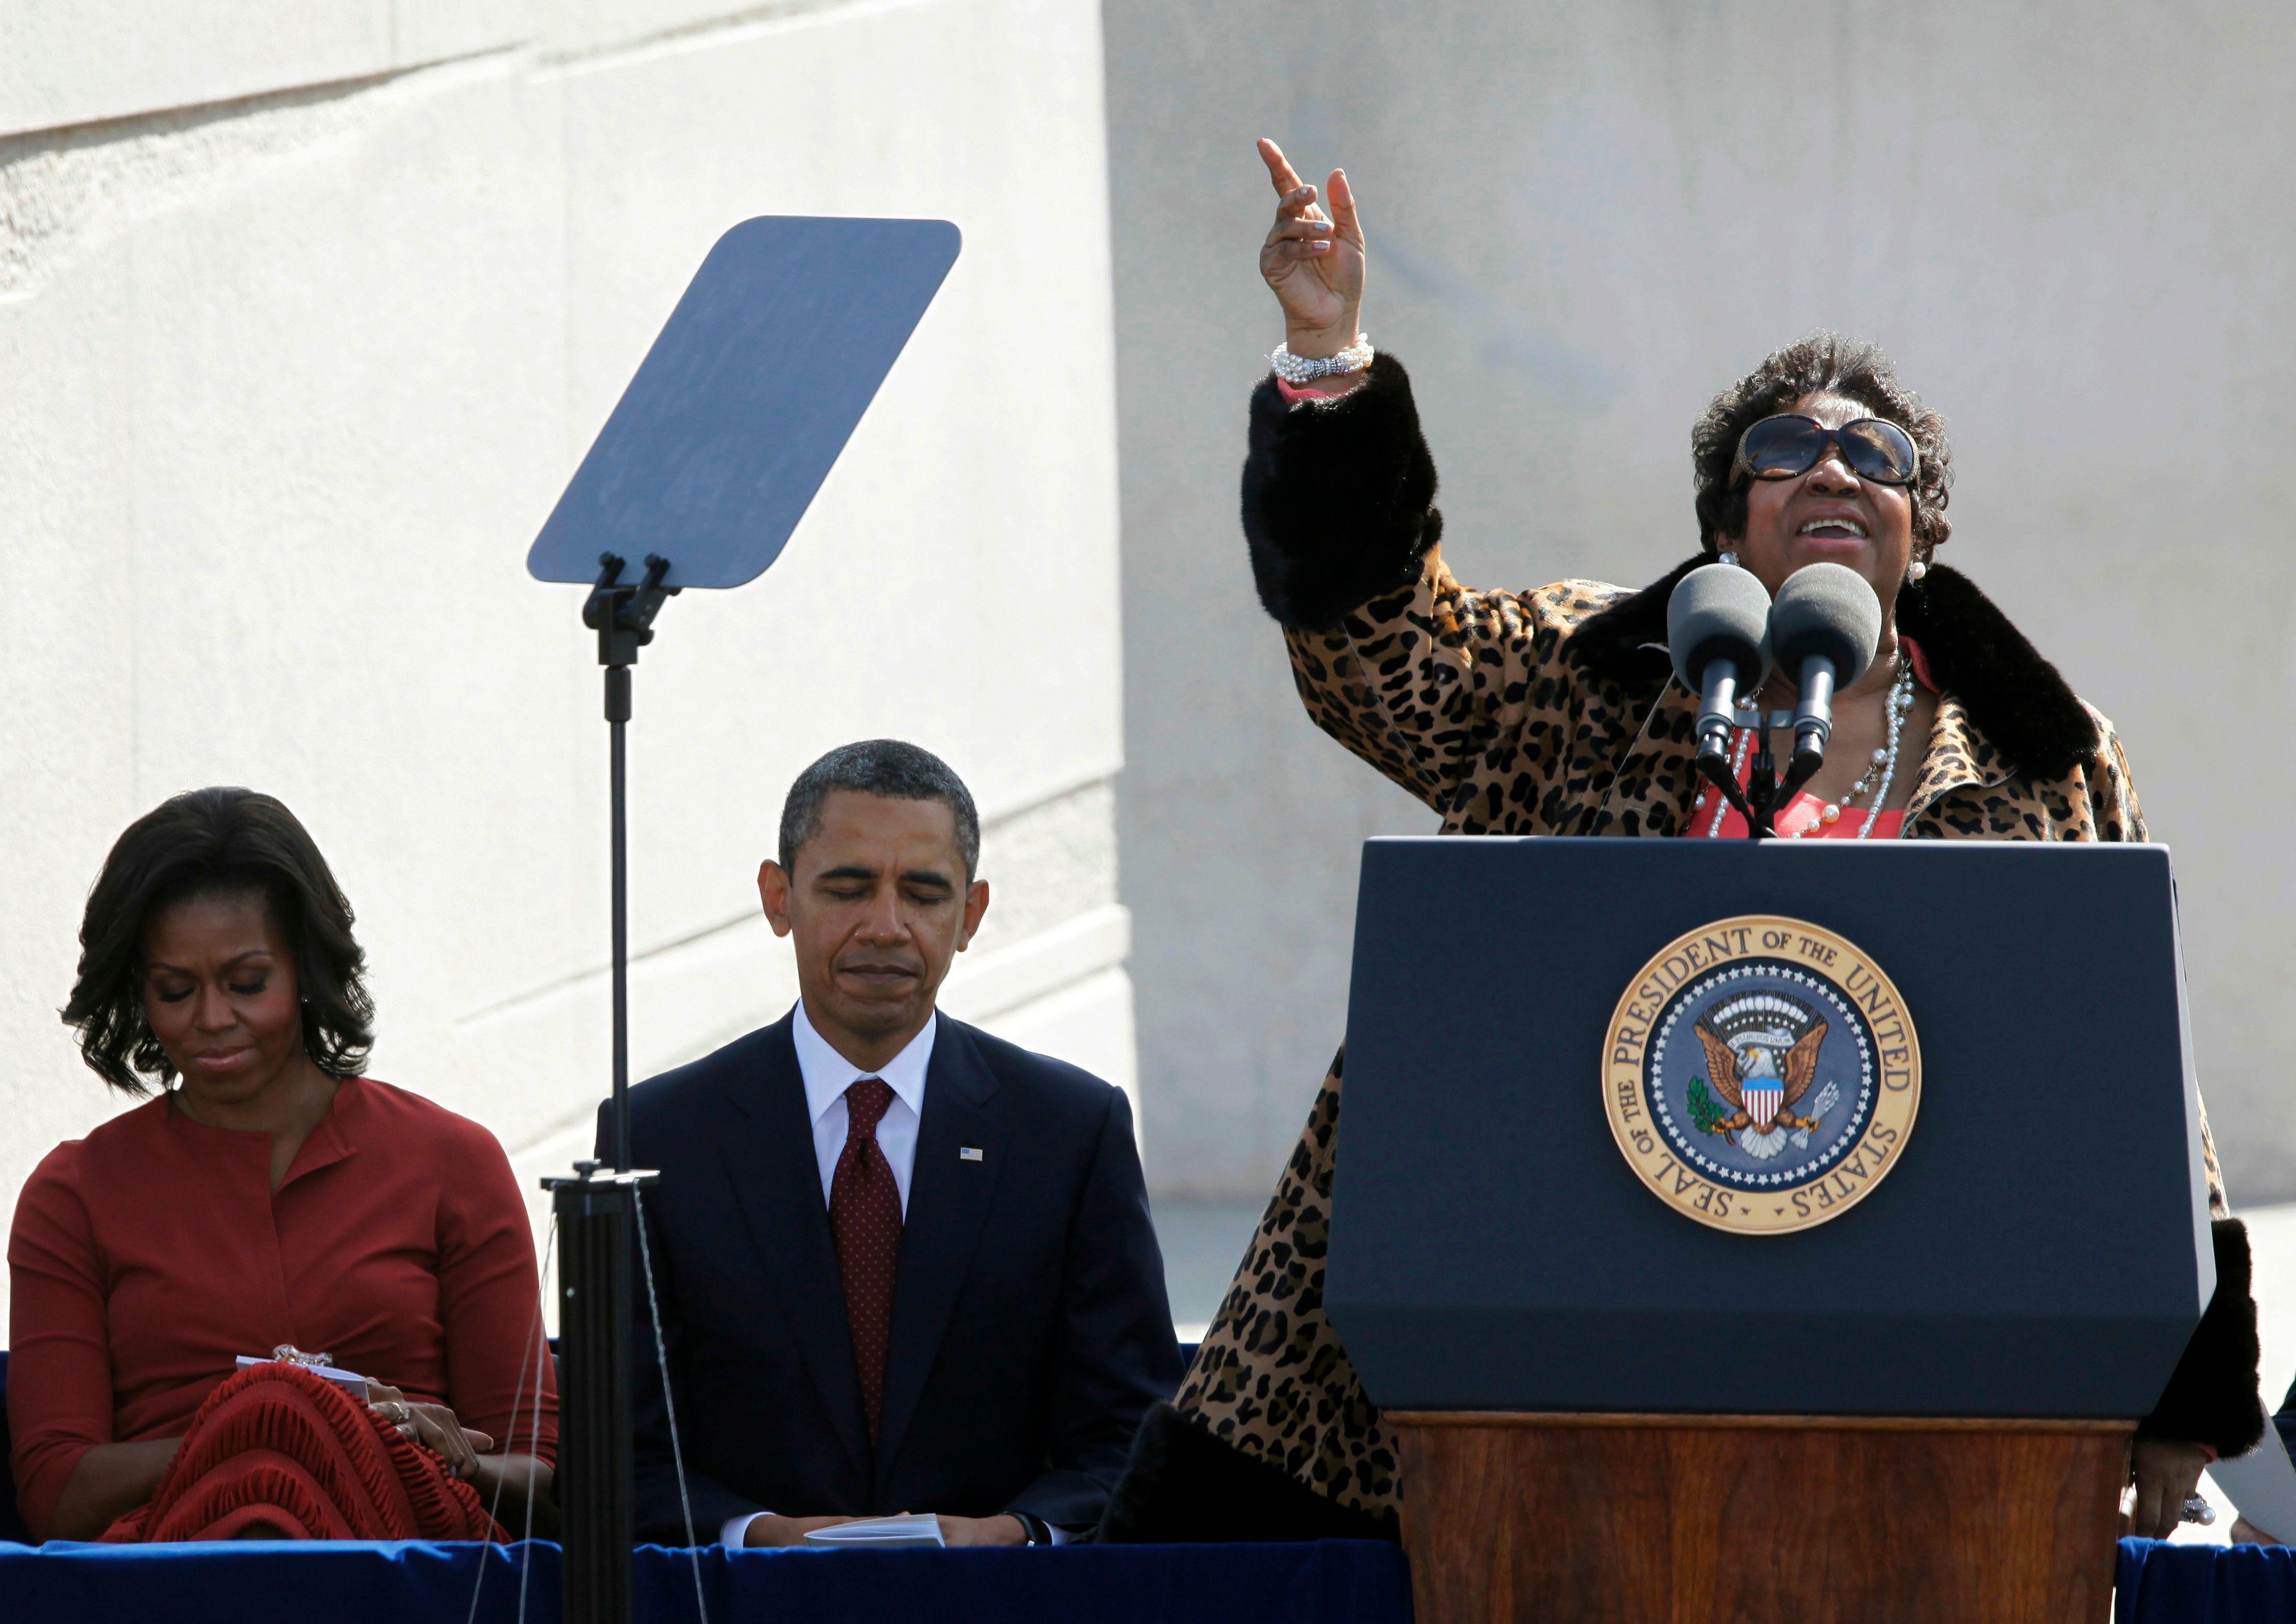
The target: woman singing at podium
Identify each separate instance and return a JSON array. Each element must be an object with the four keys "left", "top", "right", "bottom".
[{"left": 1099, "top": 140, "right": 2262, "bottom": 1548}]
